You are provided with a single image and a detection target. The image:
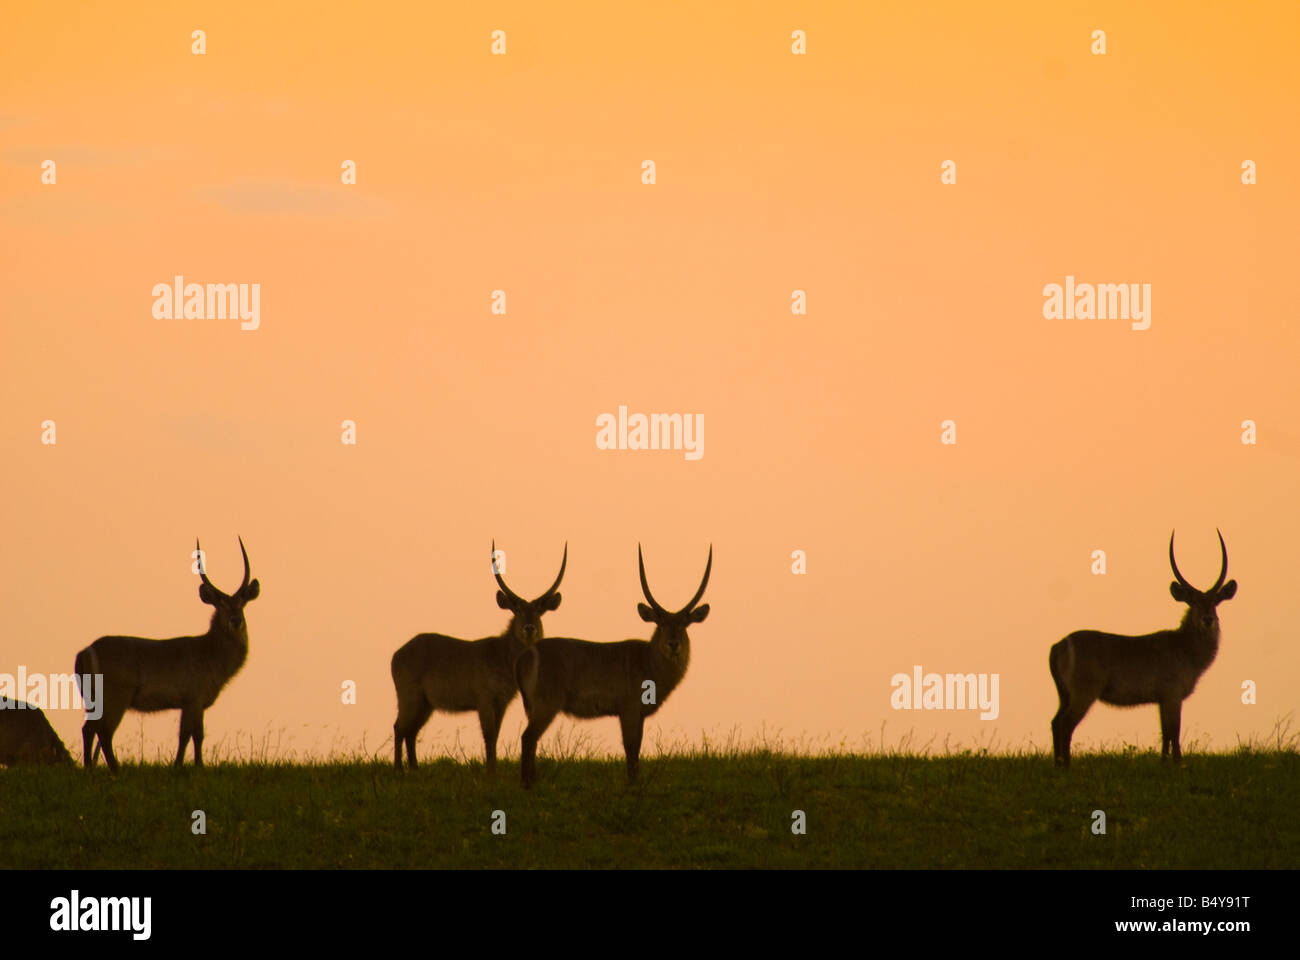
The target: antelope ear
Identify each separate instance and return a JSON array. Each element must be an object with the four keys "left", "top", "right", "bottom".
[
  {"left": 242, "top": 579, "right": 261, "bottom": 602},
  {"left": 1170, "top": 581, "right": 1193, "bottom": 603},
  {"left": 199, "top": 583, "right": 220, "bottom": 605},
  {"left": 1218, "top": 580, "right": 1238, "bottom": 601},
  {"left": 637, "top": 603, "right": 656, "bottom": 623},
  {"left": 497, "top": 590, "right": 513, "bottom": 611},
  {"left": 688, "top": 603, "right": 710, "bottom": 623},
  {"left": 541, "top": 592, "right": 562, "bottom": 612}
]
